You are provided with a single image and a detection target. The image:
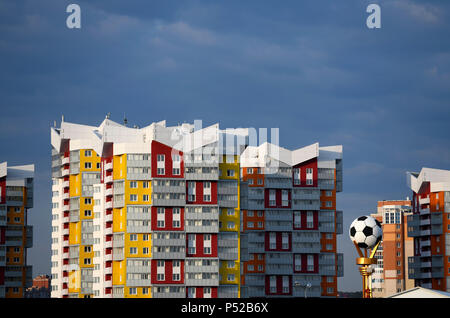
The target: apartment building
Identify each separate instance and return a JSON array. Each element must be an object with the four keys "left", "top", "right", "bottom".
[
  {"left": 51, "top": 118, "right": 244, "bottom": 298},
  {"left": 406, "top": 168, "right": 450, "bottom": 292},
  {"left": 239, "top": 142, "right": 344, "bottom": 297},
  {"left": 0, "top": 162, "right": 34, "bottom": 298},
  {"left": 50, "top": 117, "right": 344, "bottom": 298},
  {"left": 370, "top": 199, "right": 414, "bottom": 297}
]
